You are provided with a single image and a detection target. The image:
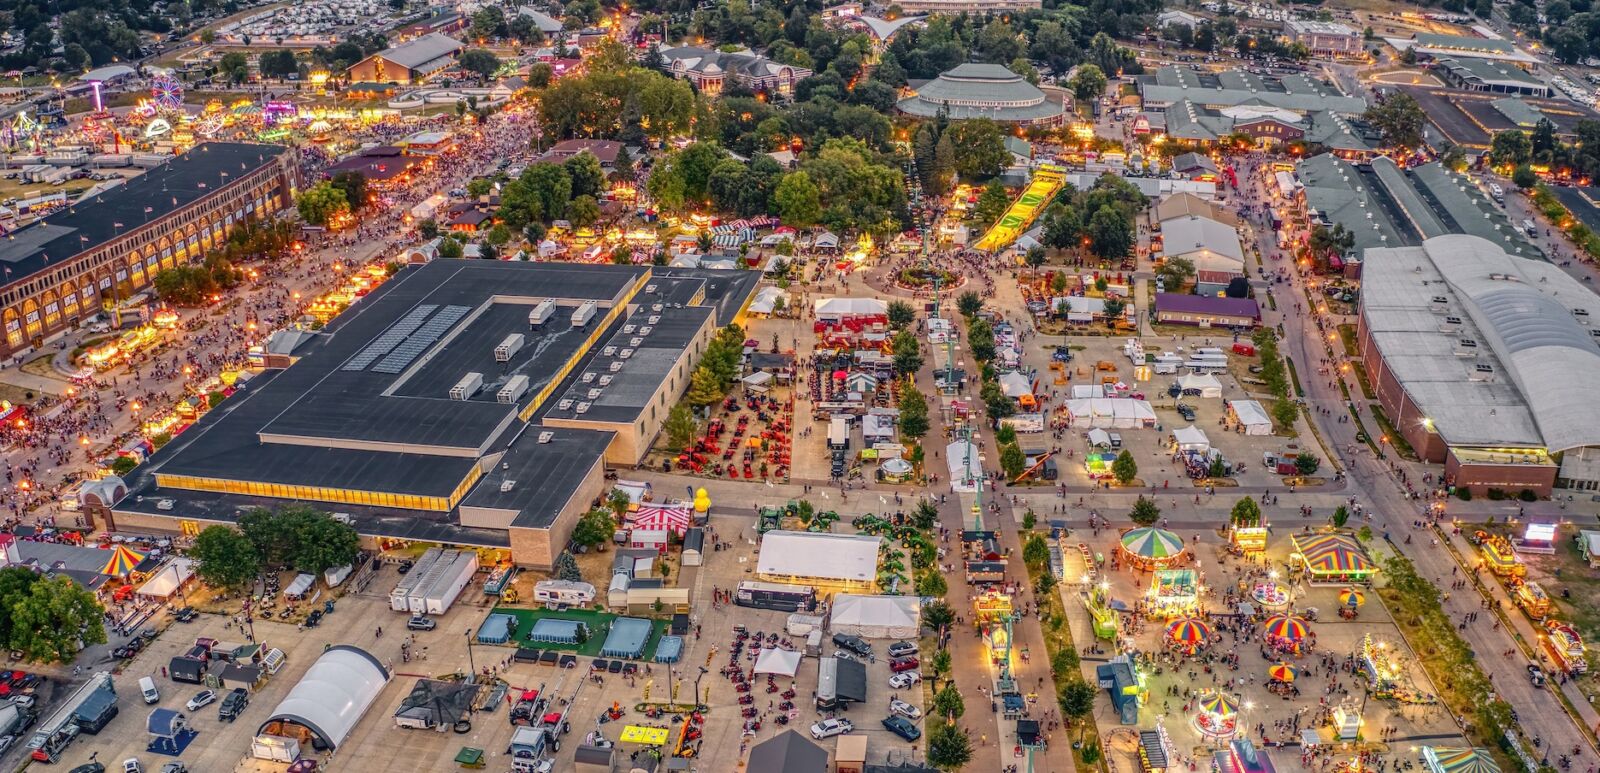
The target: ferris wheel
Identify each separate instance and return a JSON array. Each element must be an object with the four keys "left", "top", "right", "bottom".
[{"left": 150, "top": 76, "right": 184, "bottom": 111}]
